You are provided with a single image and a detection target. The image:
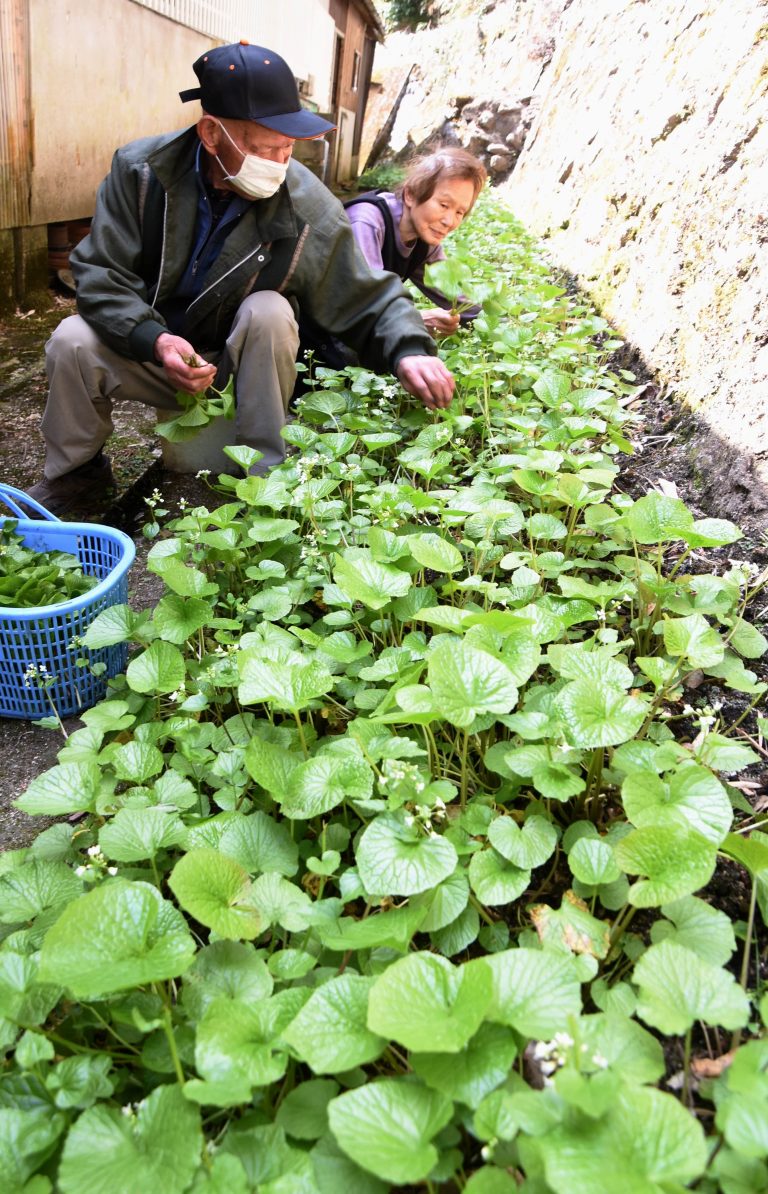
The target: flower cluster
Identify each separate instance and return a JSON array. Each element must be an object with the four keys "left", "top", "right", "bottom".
[
  {"left": 23, "top": 662, "right": 55, "bottom": 690},
  {"left": 75, "top": 845, "right": 117, "bottom": 882},
  {"left": 531, "top": 1033, "right": 610, "bottom": 1085}
]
